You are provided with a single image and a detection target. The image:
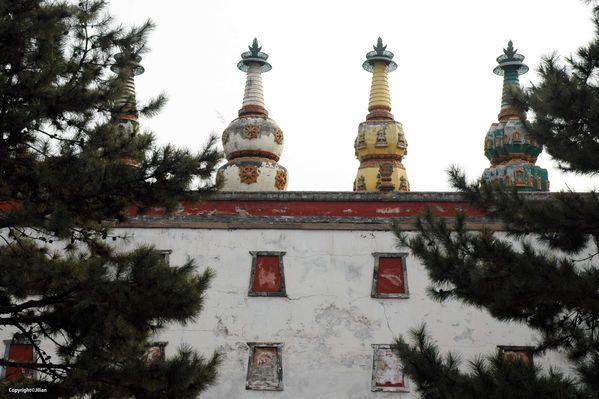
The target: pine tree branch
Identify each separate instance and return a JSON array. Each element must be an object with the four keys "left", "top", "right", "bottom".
[
  {"left": 0, "top": 315, "right": 48, "bottom": 325},
  {"left": 23, "top": 142, "right": 46, "bottom": 157},
  {"left": 36, "top": 322, "right": 69, "bottom": 352},
  {"left": 0, "top": 359, "right": 70, "bottom": 370},
  {"left": 0, "top": 292, "right": 74, "bottom": 314},
  {"left": 448, "top": 166, "right": 599, "bottom": 252},
  {"left": 0, "top": 1, "right": 221, "bottom": 394},
  {"left": 394, "top": 325, "right": 589, "bottom": 399},
  {"left": 13, "top": 323, "right": 65, "bottom": 380},
  {"left": 396, "top": 208, "right": 599, "bottom": 356},
  {"left": 33, "top": 127, "right": 80, "bottom": 145}
]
